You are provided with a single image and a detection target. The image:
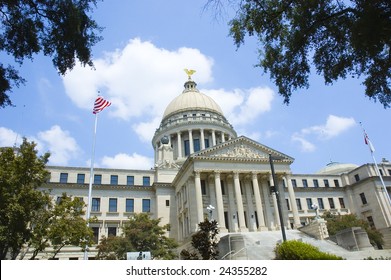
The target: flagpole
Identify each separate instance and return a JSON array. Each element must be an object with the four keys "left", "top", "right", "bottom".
[
  {"left": 360, "top": 123, "right": 391, "bottom": 207},
  {"left": 84, "top": 112, "right": 99, "bottom": 260}
]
